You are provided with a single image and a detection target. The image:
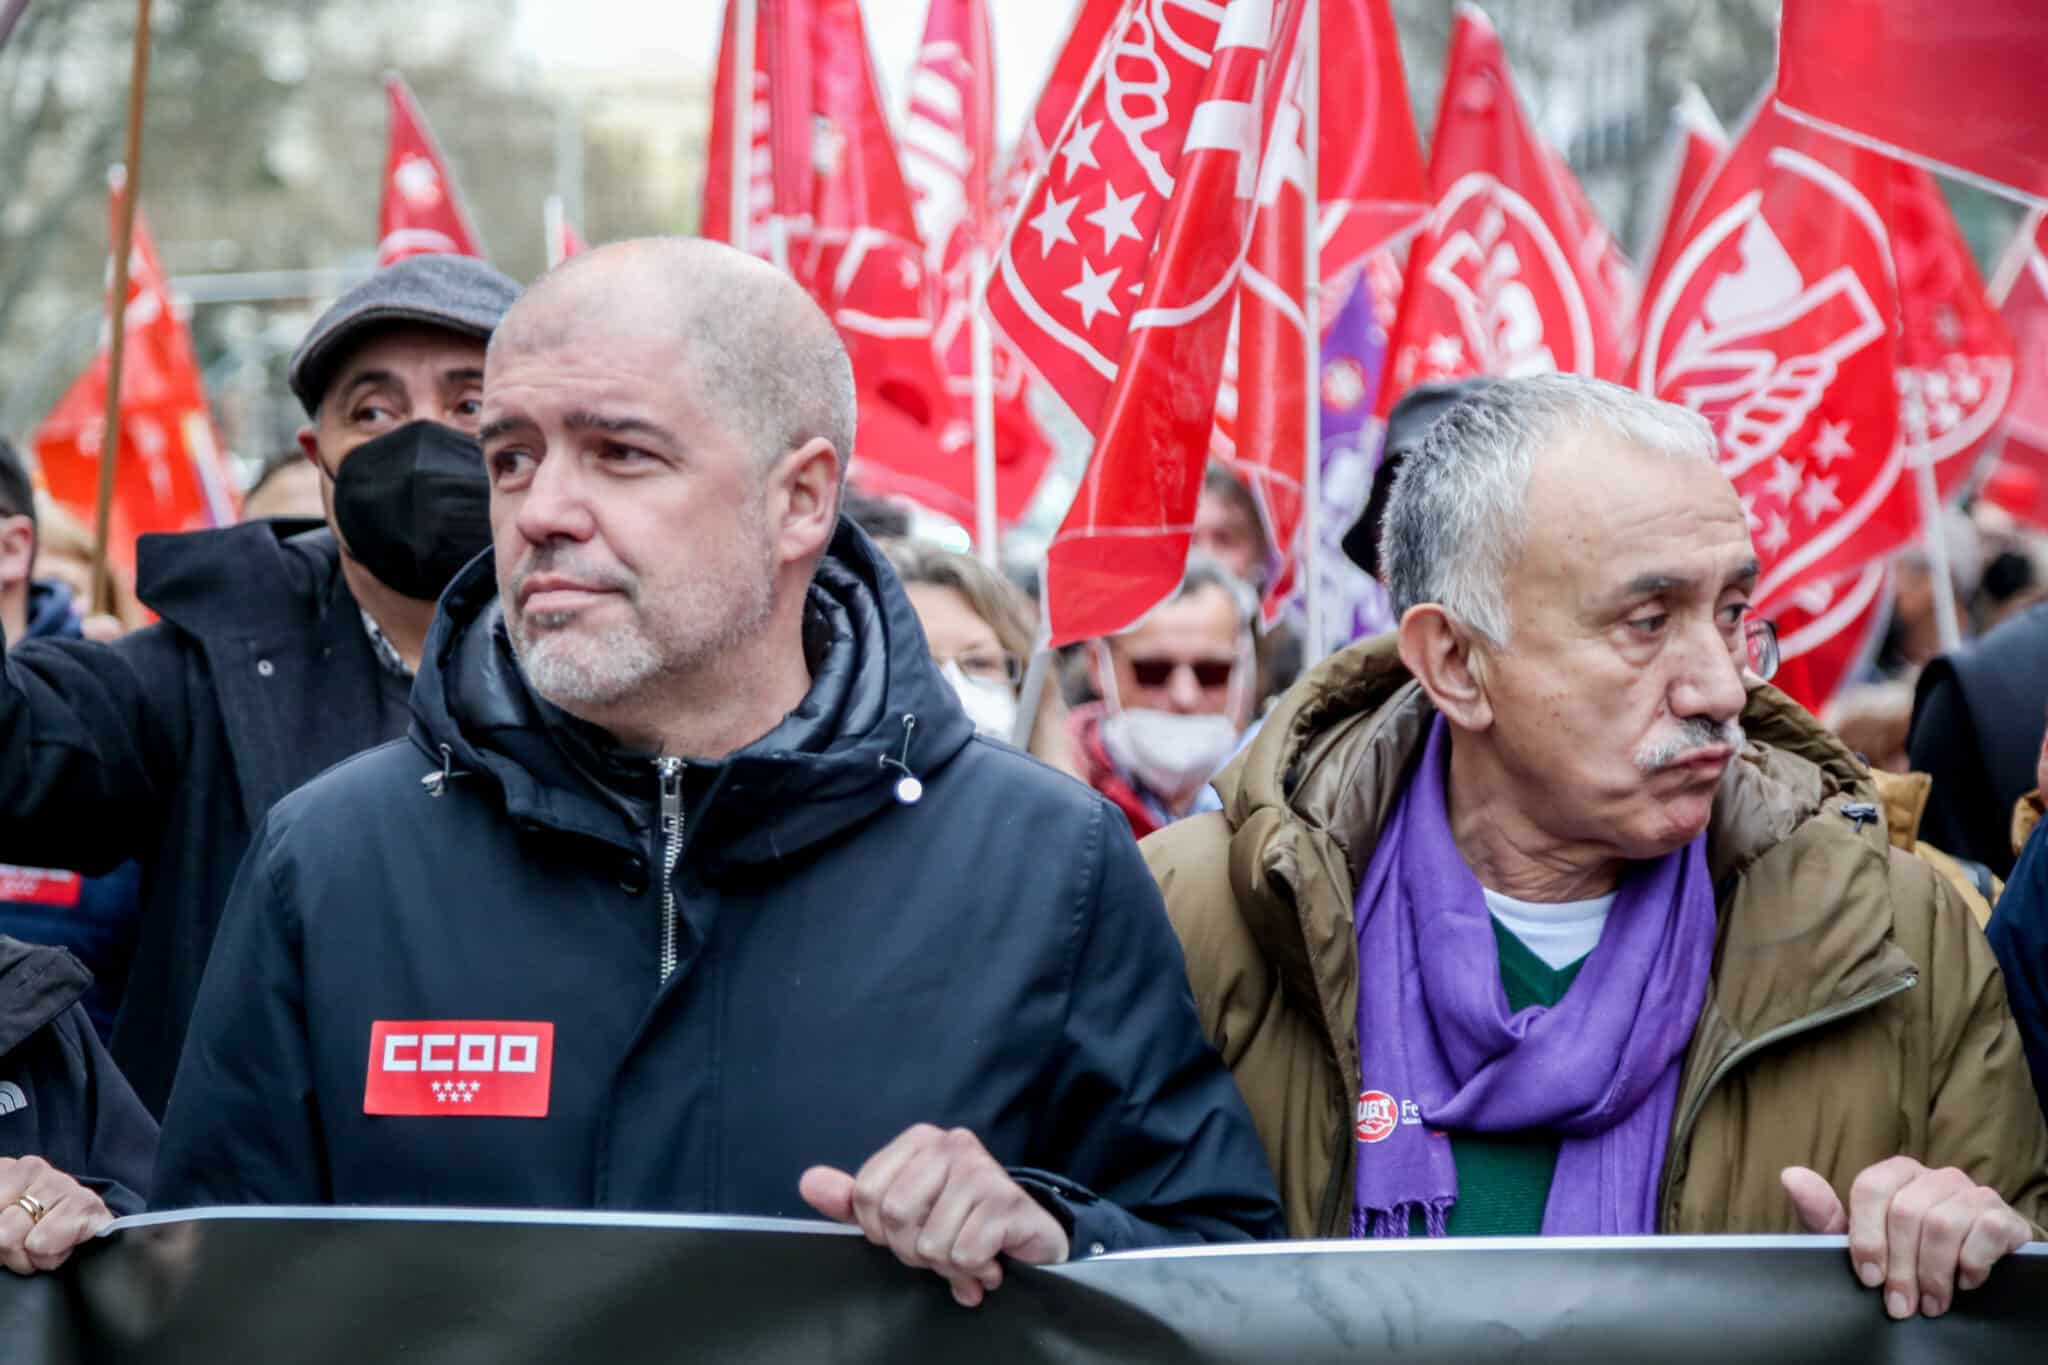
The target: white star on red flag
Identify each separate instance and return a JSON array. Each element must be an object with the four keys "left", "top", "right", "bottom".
[
  {"left": 1064, "top": 259, "right": 1122, "bottom": 326},
  {"left": 1085, "top": 186, "right": 1145, "bottom": 253},
  {"left": 1029, "top": 193, "right": 1080, "bottom": 257}
]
